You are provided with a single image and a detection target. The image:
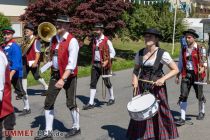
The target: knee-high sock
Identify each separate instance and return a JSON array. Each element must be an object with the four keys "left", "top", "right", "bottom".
[
  {"left": 180, "top": 102, "right": 187, "bottom": 120},
  {"left": 199, "top": 101, "right": 205, "bottom": 114},
  {"left": 108, "top": 87, "right": 114, "bottom": 100},
  {"left": 22, "top": 79, "right": 27, "bottom": 94},
  {"left": 22, "top": 79, "right": 30, "bottom": 110},
  {"left": 70, "top": 108, "right": 80, "bottom": 130},
  {"left": 38, "top": 78, "right": 48, "bottom": 90},
  {"left": 89, "top": 89, "right": 96, "bottom": 105},
  {"left": 45, "top": 110, "right": 54, "bottom": 134},
  {"left": 22, "top": 95, "right": 30, "bottom": 110}
]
